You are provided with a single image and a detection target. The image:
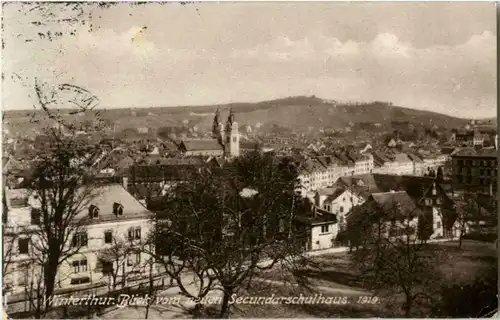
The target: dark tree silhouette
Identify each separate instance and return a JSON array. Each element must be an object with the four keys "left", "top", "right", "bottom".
[
  {"left": 346, "top": 196, "right": 442, "bottom": 317},
  {"left": 146, "top": 151, "right": 311, "bottom": 318},
  {"left": 6, "top": 80, "right": 107, "bottom": 318},
  {"left": 436, "top": 167, "right": 444, "bottom": 182}
]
